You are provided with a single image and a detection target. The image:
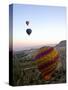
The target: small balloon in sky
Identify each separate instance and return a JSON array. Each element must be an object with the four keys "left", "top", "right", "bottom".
[
  {"left": 26, "top": 28, "right": 32, "bottom": 35},
  {"left": 26, "top": 21, "right": 29, "bottom": 26}
]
